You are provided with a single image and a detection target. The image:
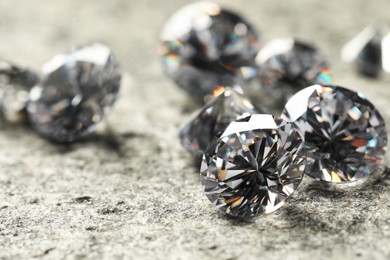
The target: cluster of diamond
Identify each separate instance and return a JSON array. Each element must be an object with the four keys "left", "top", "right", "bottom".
[{"left": 165, "top": 3, "right": 388, "bottom": 219}]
